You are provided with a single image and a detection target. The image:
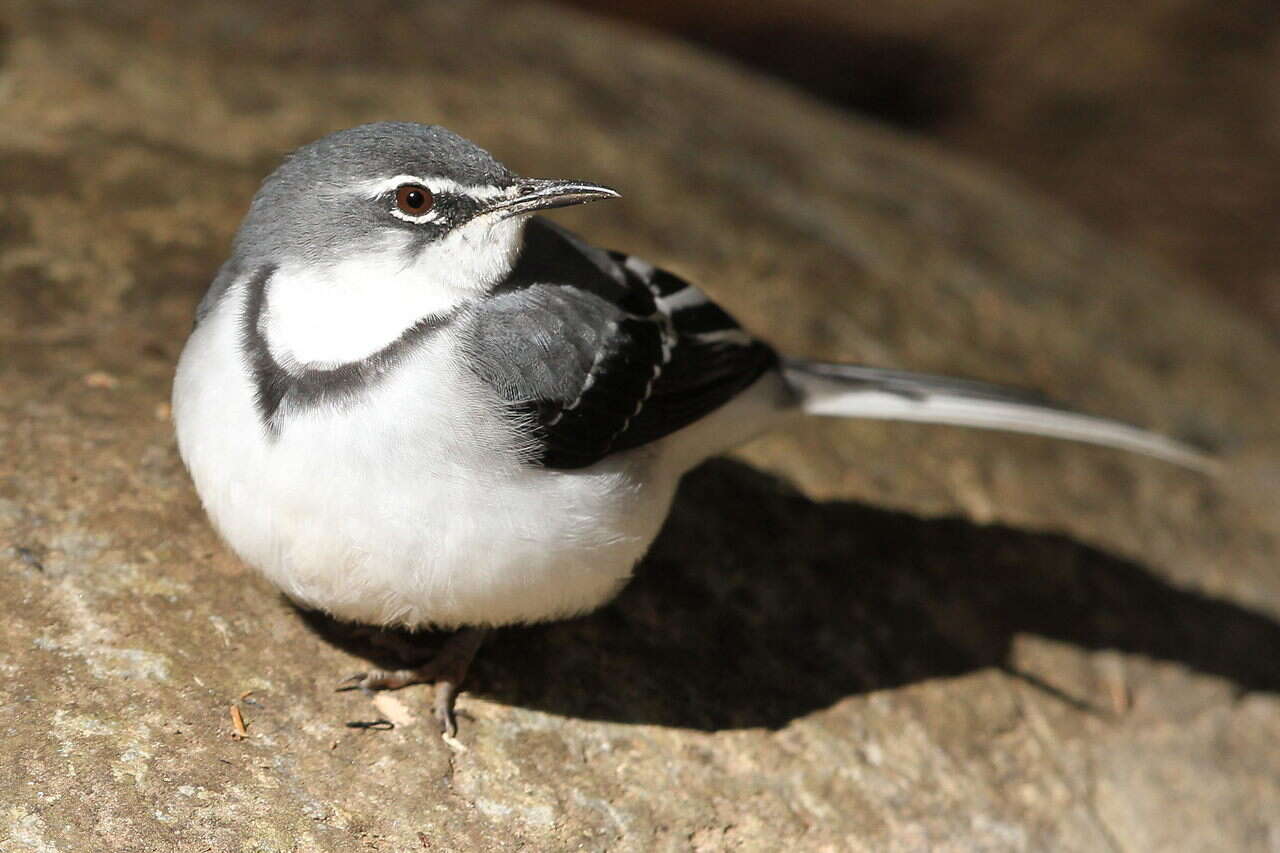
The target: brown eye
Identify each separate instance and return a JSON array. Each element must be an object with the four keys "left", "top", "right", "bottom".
[{"left": 395, "top": 184, "right": 434, "bottom": 216}]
